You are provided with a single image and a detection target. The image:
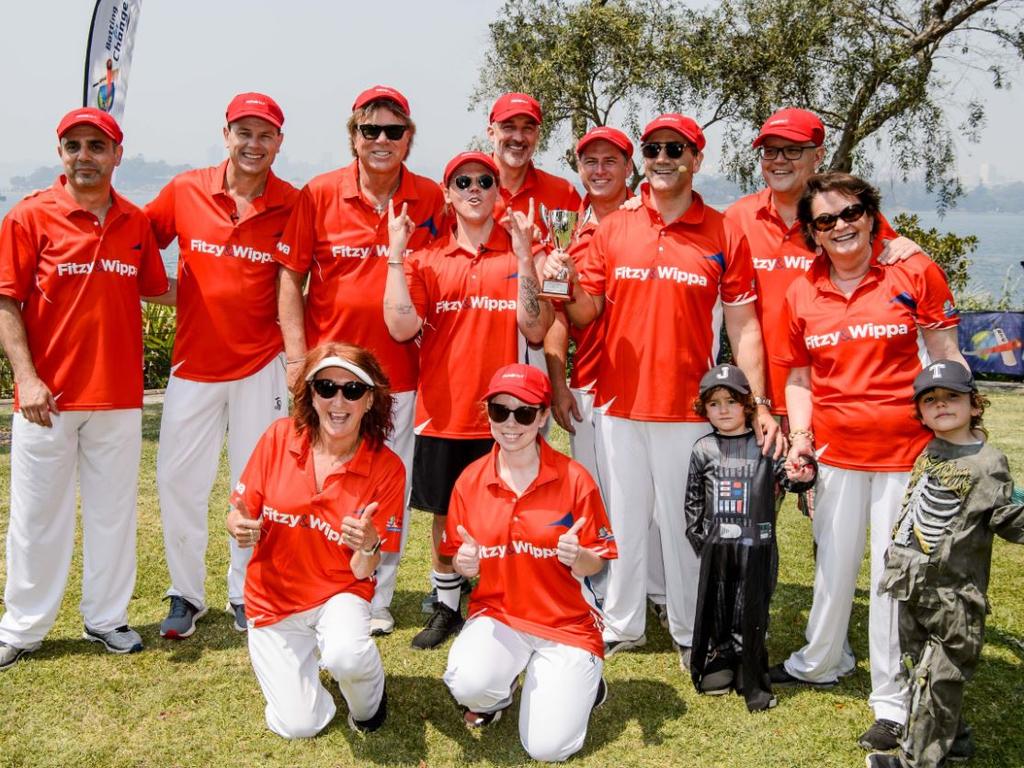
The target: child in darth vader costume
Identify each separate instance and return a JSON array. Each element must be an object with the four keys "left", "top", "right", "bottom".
[{"left": 684, "top": 364, "right": 815, "bottom": 712}]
